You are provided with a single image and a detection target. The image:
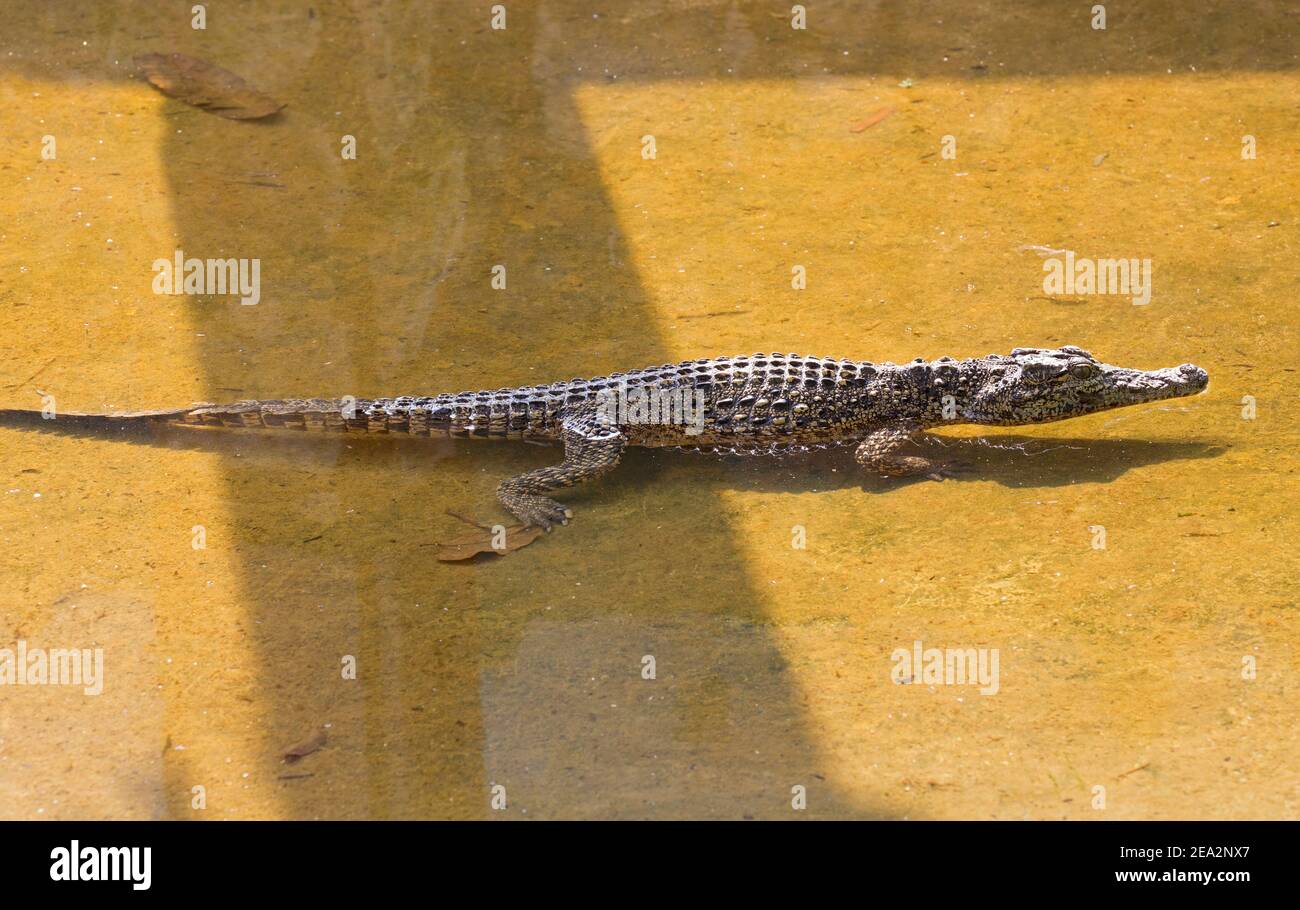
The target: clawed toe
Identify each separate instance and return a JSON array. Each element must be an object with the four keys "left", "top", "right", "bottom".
[{"left": 520, "top": 500, "right": 572, "bottom": 531}]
